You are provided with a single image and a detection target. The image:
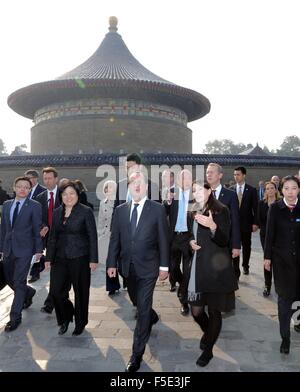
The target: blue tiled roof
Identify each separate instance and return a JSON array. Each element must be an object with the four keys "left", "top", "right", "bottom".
[
  {"left": 0, "top": 153, "right": 299, "bottom": 168},
  {"left": 8, "top": 18, "right": 210, "bottom": 122}
]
